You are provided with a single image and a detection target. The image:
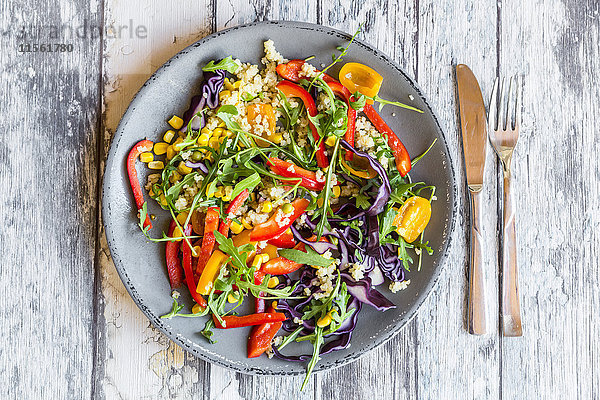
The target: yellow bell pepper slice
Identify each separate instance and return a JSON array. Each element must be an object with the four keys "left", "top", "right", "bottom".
[{"left": 196, "top": 250, "right": 229, "bottom": 295}]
